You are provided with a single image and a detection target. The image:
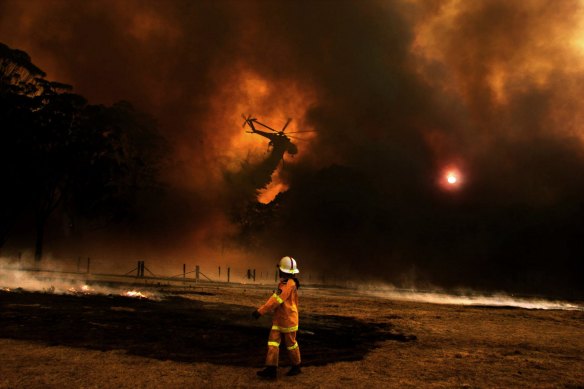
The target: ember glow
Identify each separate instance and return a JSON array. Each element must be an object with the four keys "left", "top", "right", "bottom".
[
  {"left": 124, "top": 290, "right": 149, "bottom": 299},
  {"left": 67, "top": 284, "right": 94, "bottom": 295}
]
